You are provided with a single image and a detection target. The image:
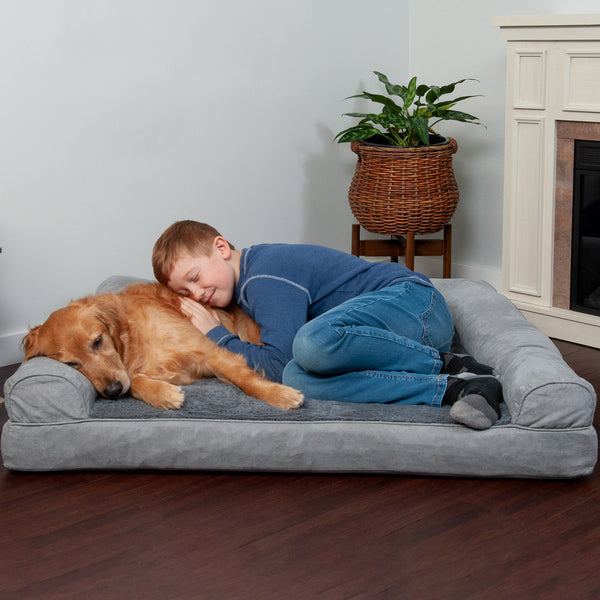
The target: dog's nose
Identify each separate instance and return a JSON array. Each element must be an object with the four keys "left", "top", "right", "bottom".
[{"left": 103, "top": 381, "right": 123, "bottom": 398}]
